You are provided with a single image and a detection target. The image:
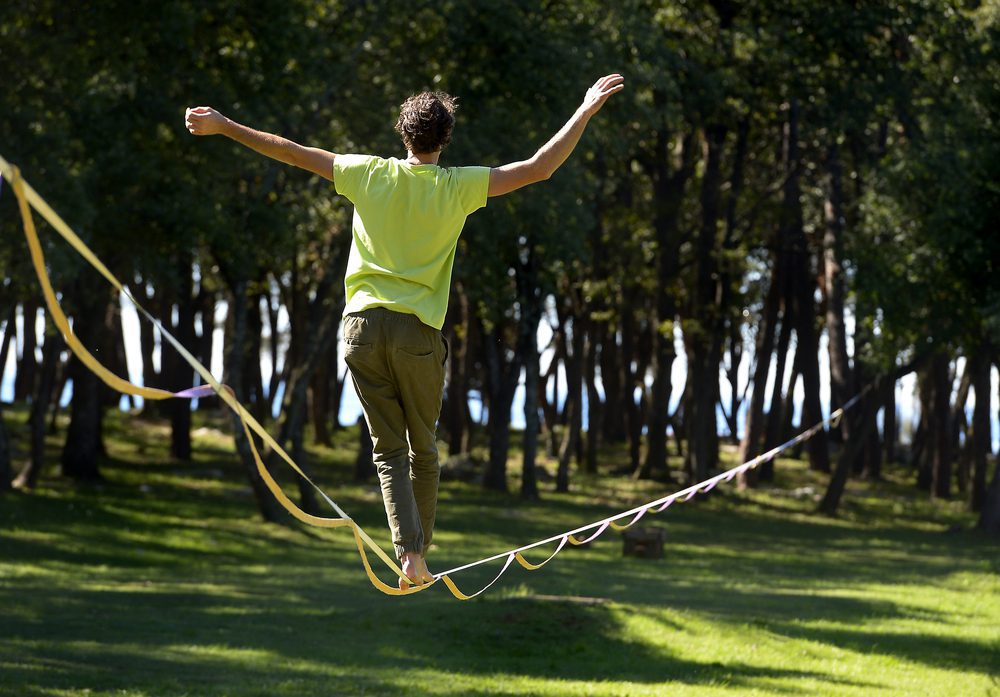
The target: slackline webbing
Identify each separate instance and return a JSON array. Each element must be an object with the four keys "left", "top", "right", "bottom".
[{"left": 0, "top": 153, "right": 864, "bottom": 600}]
